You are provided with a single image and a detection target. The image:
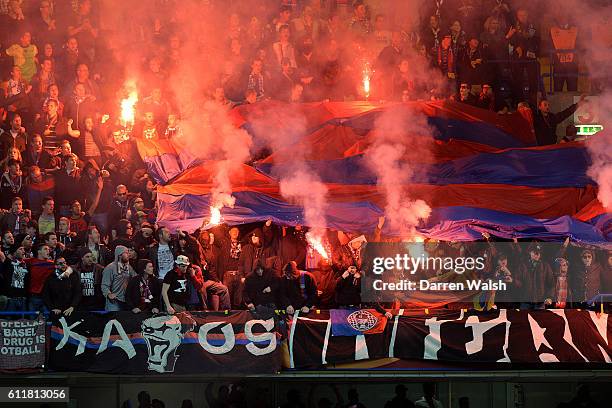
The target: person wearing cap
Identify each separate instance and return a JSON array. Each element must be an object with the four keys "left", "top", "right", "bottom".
[
  {"left": 126, "top": 259, "right": 161, "bottom": 314},
  {"left": 42, "top": 256, "right": 82, "bottom": 317},
  {"left": 101, "top": 245, "right": 136, "bottom": 311},
  {"left": 384, "top": 384, "right": 414, "bottom": 408},
  {"left": 0, "top": 243, "right": 29, "bottom": 311},
  {"left": 73, "top": 246, "right": 105, "bottom": 311},
  {"left": 516, "top": 243, "right": 553, "bottom": 309},
  {"left": 570, "top": 249, "right": 603, "bottom": 306},
  {"left": 161, "top": 255, "right": 200, "bottom": 314}
]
